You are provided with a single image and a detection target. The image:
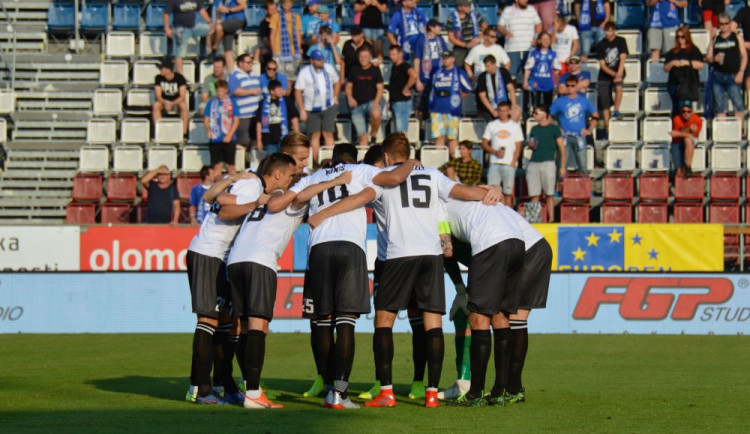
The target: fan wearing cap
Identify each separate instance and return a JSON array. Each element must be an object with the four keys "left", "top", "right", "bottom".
[
  {"left": 153, "top": 58, "right": 190, "bottom": 137},
  {"left": 310, "top": 4, "right": 340, "bottom": 45},
  {"left": 447, "top": 0, "right": 487, "bottom": 68},
  {"left": 557, "top": 55, "right": 590, "bottom": 96},
  {"left": 306, "top": 25, "right": 344, "bottom": 71},
  {"left": 302, "top": 0, "right": 322, "bottom": 46},
  {"left": 669, "top": 102, "right": 701, "bottom": 178},
  {"left": 429, "top": 50, "right": 473, "bottom": 156}
]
